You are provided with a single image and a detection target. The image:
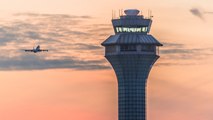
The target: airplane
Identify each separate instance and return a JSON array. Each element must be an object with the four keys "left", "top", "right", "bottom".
[{"left": 25, "top": 45, "right": 48, "bottom": 53}]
